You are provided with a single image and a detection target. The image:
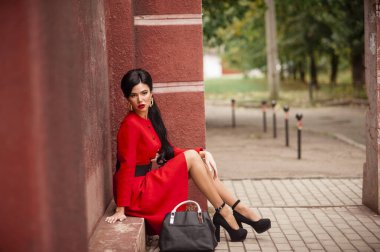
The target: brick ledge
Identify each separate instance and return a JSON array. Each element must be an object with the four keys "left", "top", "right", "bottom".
[{"left": 89, "top": 201, "right": 146, "bottom": 252}]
